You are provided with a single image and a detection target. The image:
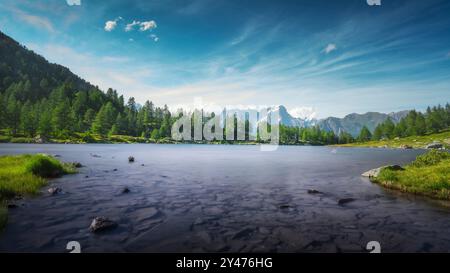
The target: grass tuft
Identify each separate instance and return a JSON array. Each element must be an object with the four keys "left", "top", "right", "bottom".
[{"left": 373, "top": 150, "right": 450, "bottom": 200}]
